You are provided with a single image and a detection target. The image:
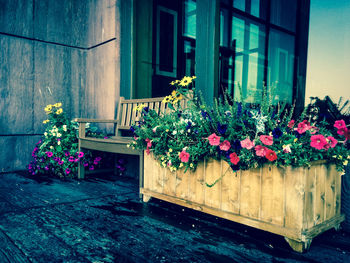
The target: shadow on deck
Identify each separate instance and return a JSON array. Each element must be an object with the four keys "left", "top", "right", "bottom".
[{"left": 0, "top": 171, "right": 349, "bottom": 263}]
